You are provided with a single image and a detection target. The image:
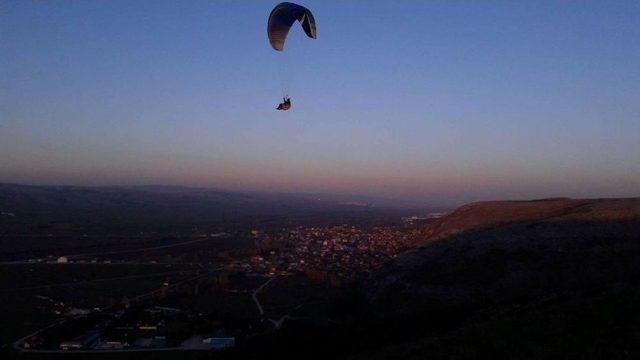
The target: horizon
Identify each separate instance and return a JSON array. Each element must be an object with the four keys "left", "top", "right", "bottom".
[
  {"left": 2, "top": 181, "right": 637, "bottom": 210},
  {"left": 2, "top": 0, "right": 639, "bottom": 206},
  {"left": 0, "top": 181, "right": 448, "bottom": 208}
]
